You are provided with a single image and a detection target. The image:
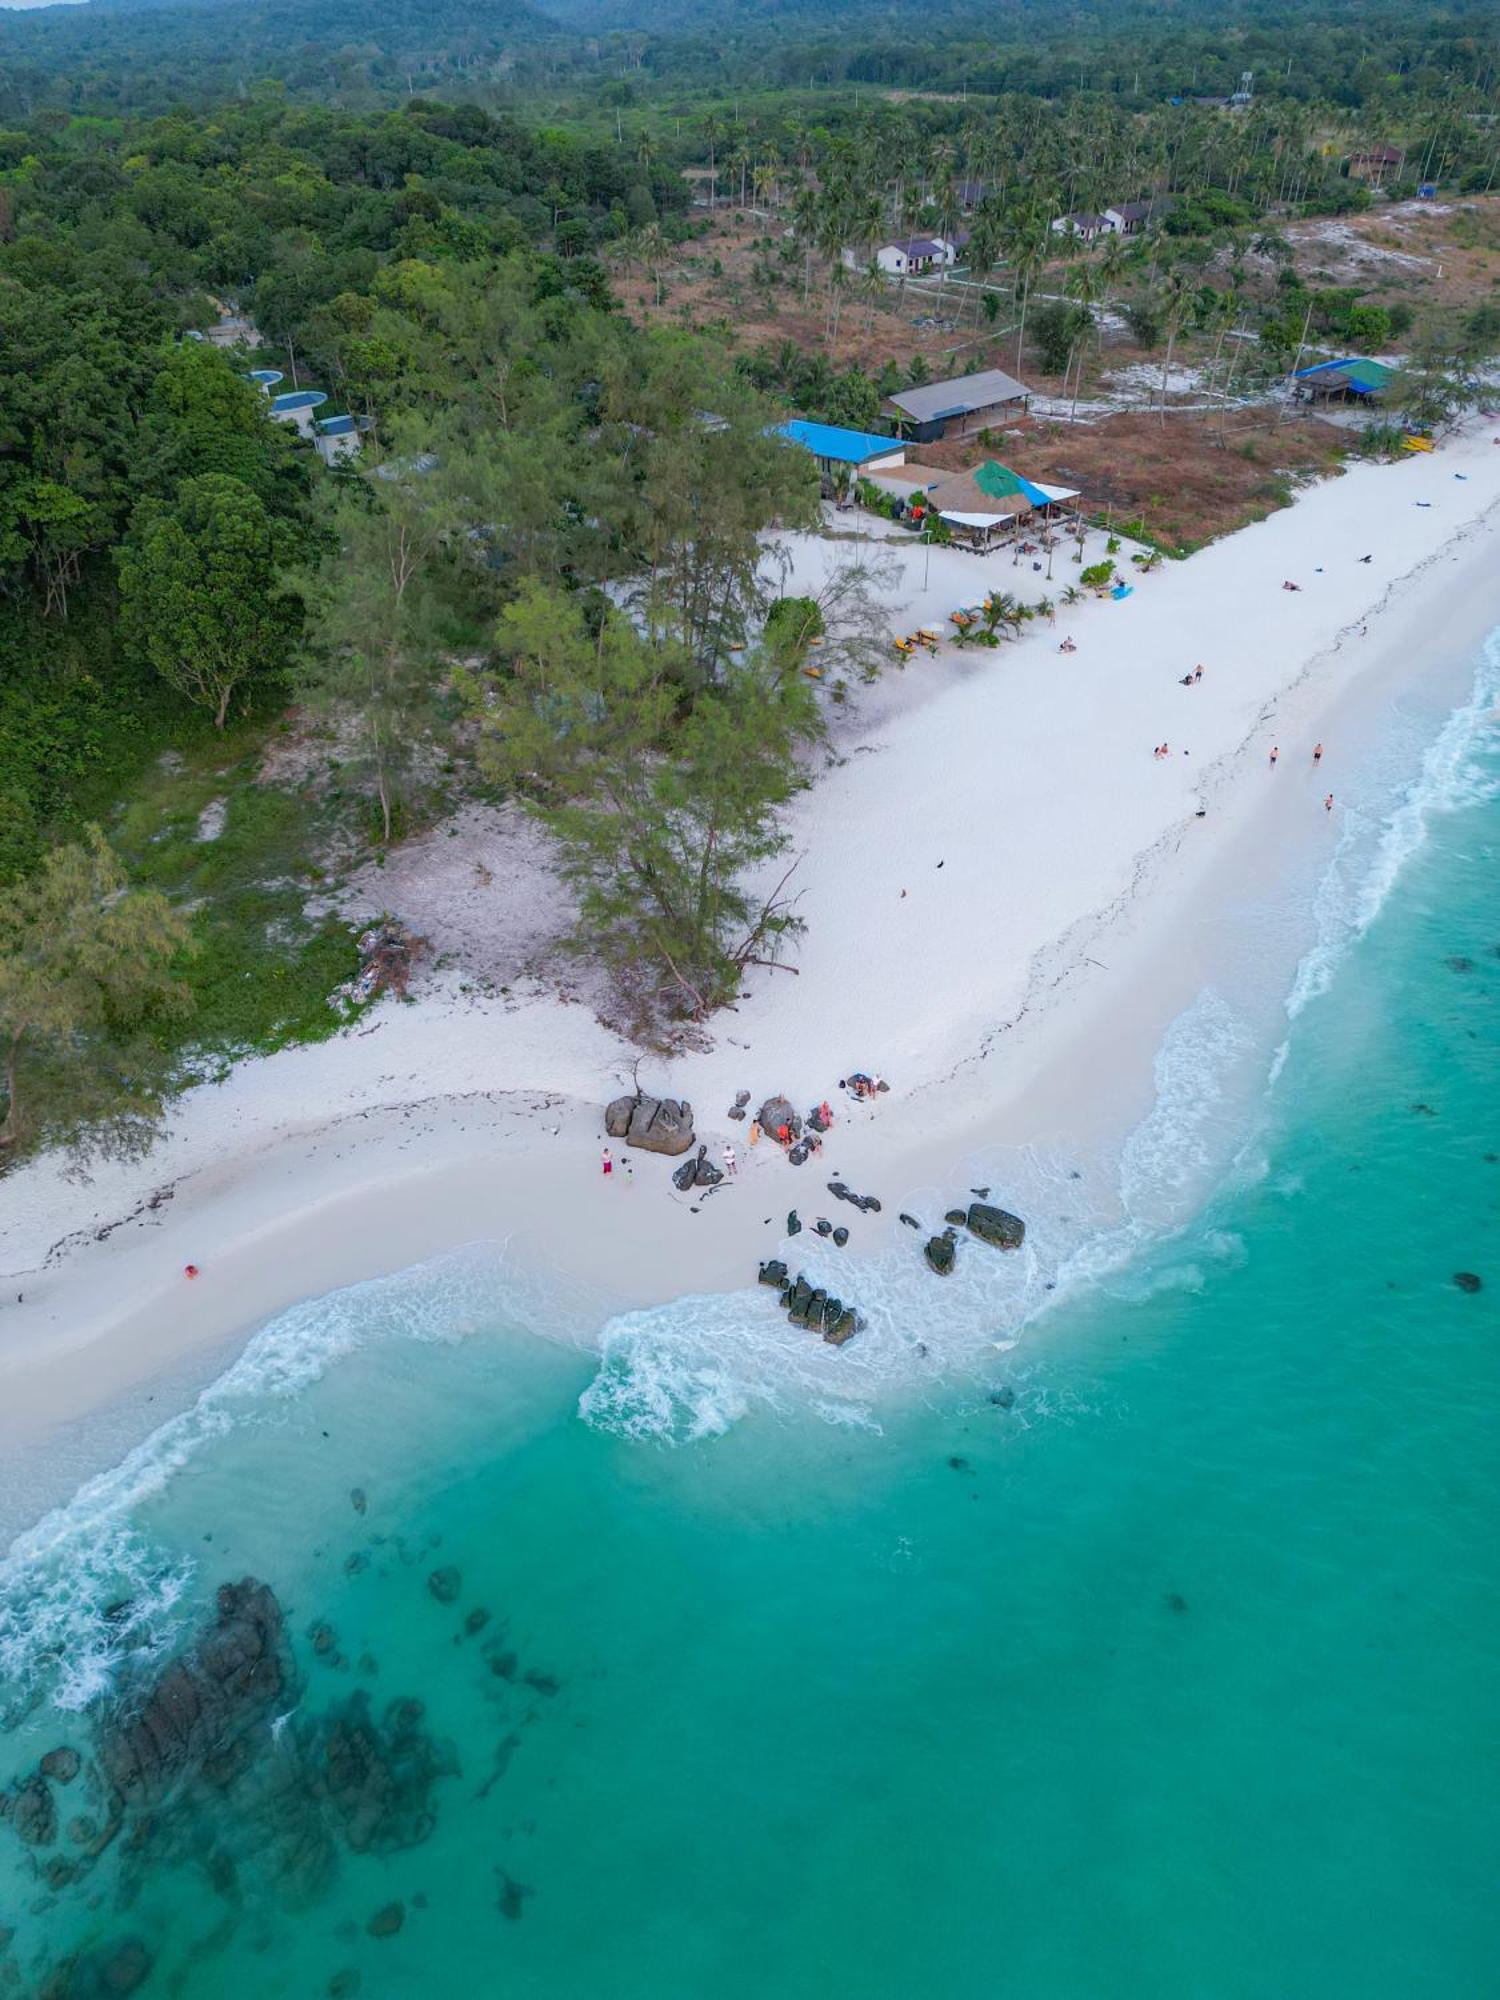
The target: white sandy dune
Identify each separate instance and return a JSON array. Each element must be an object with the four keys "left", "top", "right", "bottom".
[{"left": 4, "top": 421, "right": 1500, "bottom": 1444}]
